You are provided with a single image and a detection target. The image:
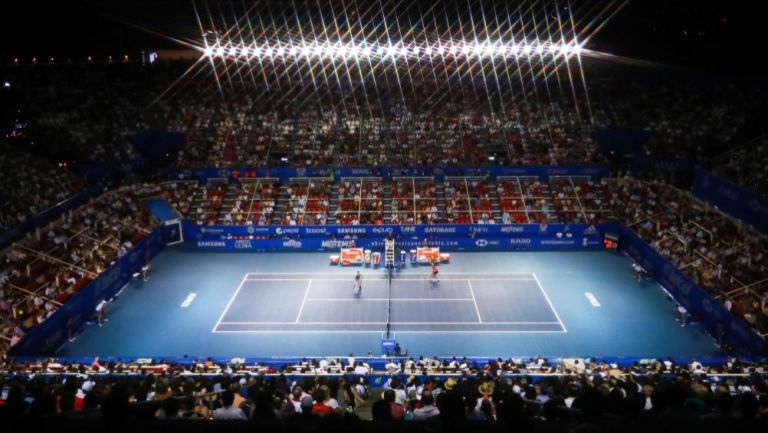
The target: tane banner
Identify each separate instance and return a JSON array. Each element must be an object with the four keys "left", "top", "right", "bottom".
[
  {"left": 693, "top": 169, "right": 768, "bottom": 234},
  {"left": 171, "top": 165, "right": 609, "bottom": 183},
  {"left": 620, "top": 226, "right": 765, "bottom": 355},
  {"left": 188, "top": 223, "right": 617, "bottom": 240}
]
